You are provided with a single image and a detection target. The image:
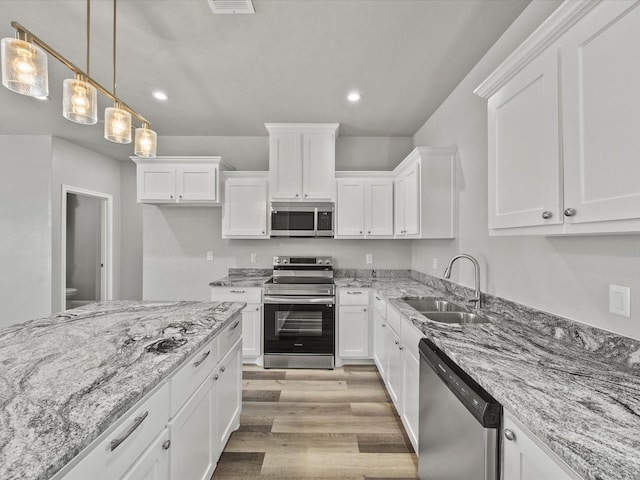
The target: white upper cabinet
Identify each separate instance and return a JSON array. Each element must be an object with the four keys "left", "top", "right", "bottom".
[
  {"left": 476, "top": 0, "right": 640, "bottom": 235},
  {"left": 132, "top": 157, "right": 223, "bottom": 205},
  {"left": 266, "top": 123, "right": 339, "bottom": 202},
  {"left": 335, "top": 175, "right": 394, "bottom": 238},
  {"left": 393, "top": 147, "right": 457, "bottom": 239},
  {"left": 222, "top": 172, "right": 268, "bottom": 238}
]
